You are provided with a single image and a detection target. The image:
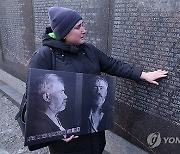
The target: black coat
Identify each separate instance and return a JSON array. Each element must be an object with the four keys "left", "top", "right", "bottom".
[
  {"left": 26, "top": 109, "right": 65, "bottom": 147},
  {"left": 28, "top": 109, "right": 62, "bottom": 136},
  {"left": 28, "top": 27, "right": 142, "bottom": 154}
]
